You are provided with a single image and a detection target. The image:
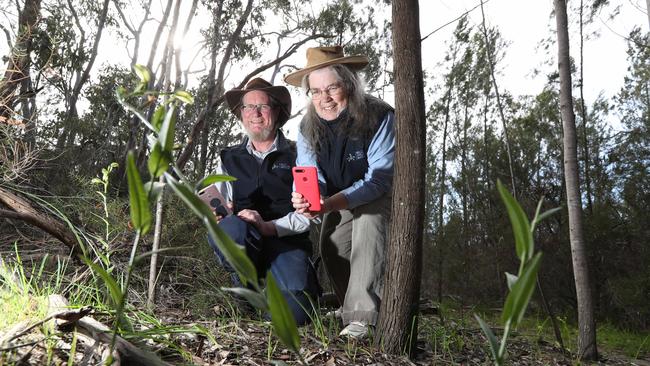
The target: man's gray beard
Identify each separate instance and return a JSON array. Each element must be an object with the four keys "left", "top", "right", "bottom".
[{"left": 246, "top": 126, "right": 274, "bottom": 142}]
